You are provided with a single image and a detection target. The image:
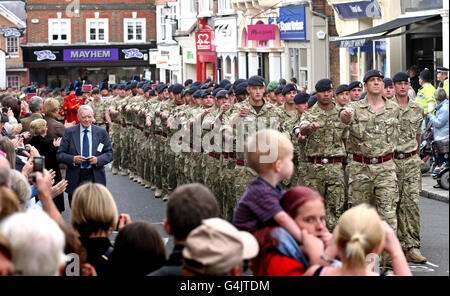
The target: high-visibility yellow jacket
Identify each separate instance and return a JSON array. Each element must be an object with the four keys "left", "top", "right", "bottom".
[{"left": 415, "top": 82, "right": 436, "bottom": 114}]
